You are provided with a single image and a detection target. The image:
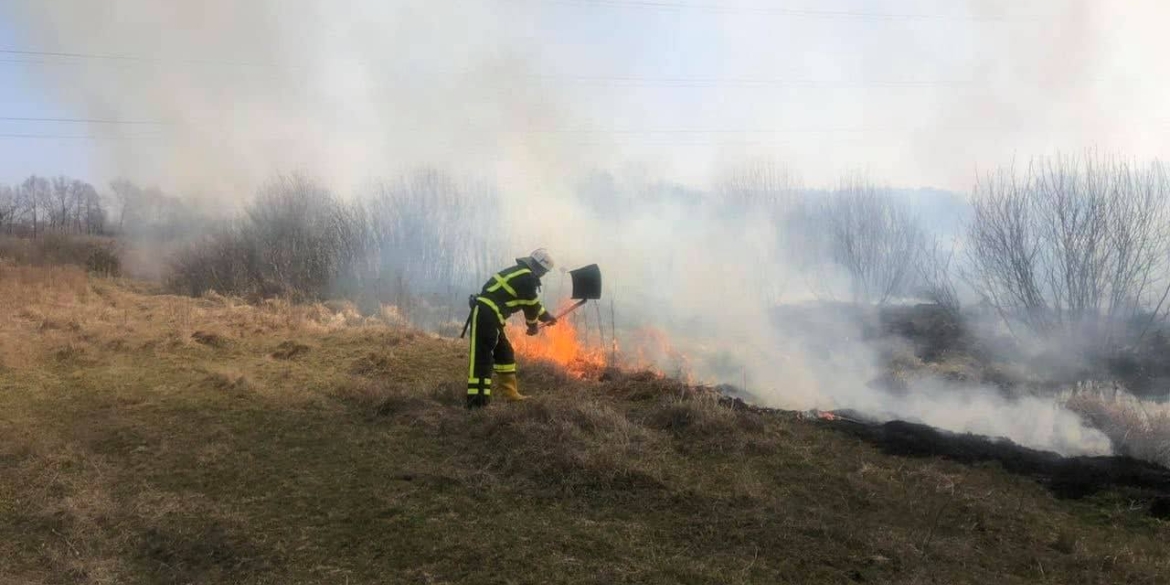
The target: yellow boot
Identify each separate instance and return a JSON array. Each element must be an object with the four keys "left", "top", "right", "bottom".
[{"left": 496, "top": 372, "right": 528, "bottom": 401}]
